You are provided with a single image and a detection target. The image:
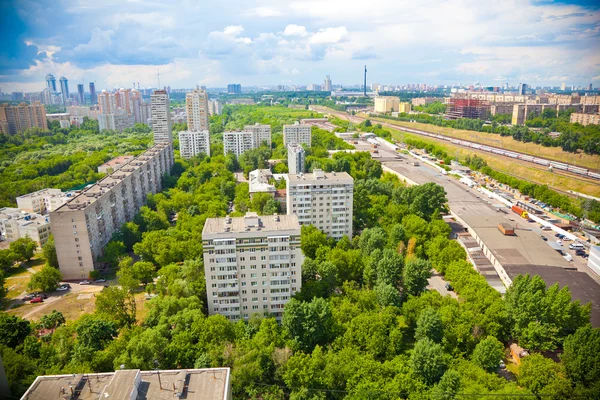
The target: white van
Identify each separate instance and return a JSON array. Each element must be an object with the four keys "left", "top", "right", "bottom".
[
  {"left": 541, "top": 225, "right": 552, "bottom": 231},
  {"left": 569, "top": 243, "right": 584, "bottom": 250}
]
